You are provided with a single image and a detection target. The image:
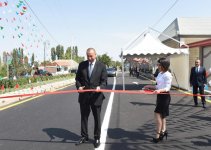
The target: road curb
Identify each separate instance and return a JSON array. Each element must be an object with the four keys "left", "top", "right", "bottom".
[{"left": 0, "top": 79, "right": 75, "bottom": 109}]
